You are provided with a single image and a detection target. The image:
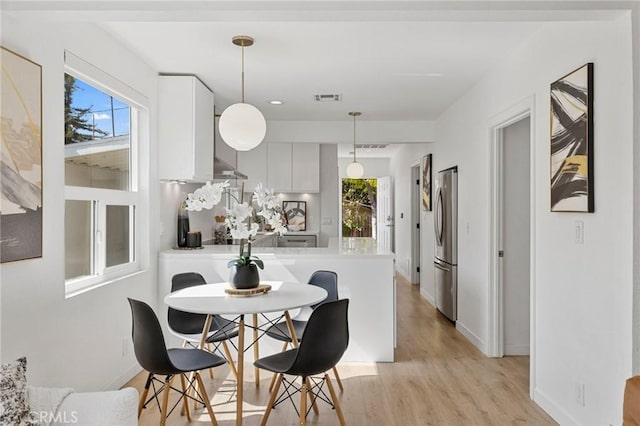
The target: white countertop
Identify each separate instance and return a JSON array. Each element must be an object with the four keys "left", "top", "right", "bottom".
[{"left": 162, "top": 237, "right": 394, "bottom": 258}]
